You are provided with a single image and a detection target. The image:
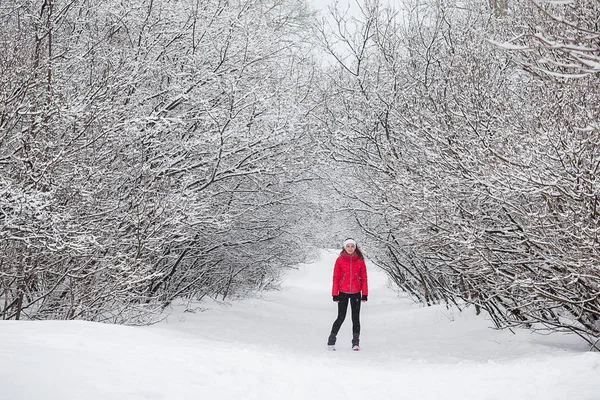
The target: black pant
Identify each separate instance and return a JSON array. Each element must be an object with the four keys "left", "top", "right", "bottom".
[{"left": 328, "top": 292, "right": 361, "bottom": 346}]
